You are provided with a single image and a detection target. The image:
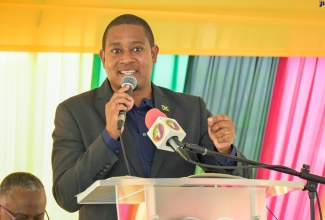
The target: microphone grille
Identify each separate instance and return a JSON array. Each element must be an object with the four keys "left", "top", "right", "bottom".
[
  {"left": 121, "top": 75, "right": 137, "bottom": 90},
  {"left": 145, "top": 108, "right": 167, "bottom": 129}
]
